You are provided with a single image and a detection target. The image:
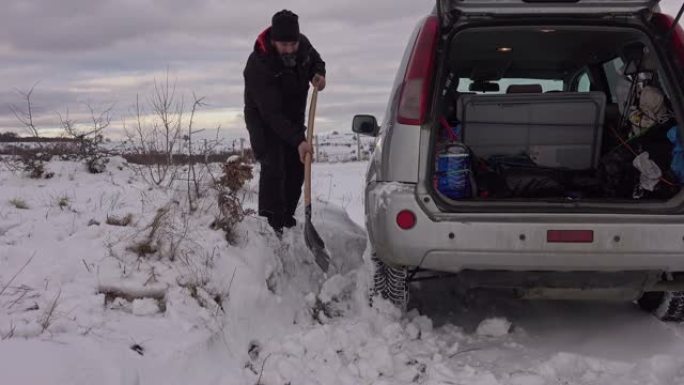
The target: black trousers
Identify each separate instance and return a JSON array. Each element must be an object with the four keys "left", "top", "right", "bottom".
[{"left": 258, "top": 139, "right": 304, "bottom": 231}]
